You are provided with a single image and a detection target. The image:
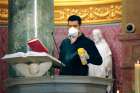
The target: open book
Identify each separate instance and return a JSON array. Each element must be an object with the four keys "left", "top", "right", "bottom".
[
  {"left": 2, "top": 51, "right": 65, "bottom": 67},
  {"left": 27, "top": 38, "right": 48, "bottom": 53}
]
